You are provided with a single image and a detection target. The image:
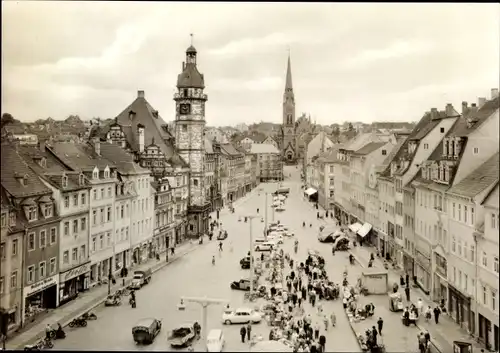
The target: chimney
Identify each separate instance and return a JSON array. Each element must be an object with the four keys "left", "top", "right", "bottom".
[
  {"left": 461, "top": 101, "right": 468, "bottom": 116},
  {"left": 430, "top": 108, "right": 438, "bottom": 120},
  {"left": 469, "top": 103, "right": 478, "bottom": 114},
  {"left": 137, "top": 90, "right": 145, "bottom": 98},
  {"left": 478, "top": 97, "right": 486, "bottom": 108},
  {"left": 128, "top": 110, "right": 136, "bottom": 120},
  {"left": 182, "top": 62, "right": 185, "bottom": 71},
  {"left": 137, "top": 124, "right": 145, "bottom": 153},
  {"left": 491, "top": 88, "right": 499, "bottom": 99},
  {"left": 92, "top": 137, "right": 100, "bottom": 156},
  {"left": 445, "top": 103, "right": 455, "bottom": 117}
]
